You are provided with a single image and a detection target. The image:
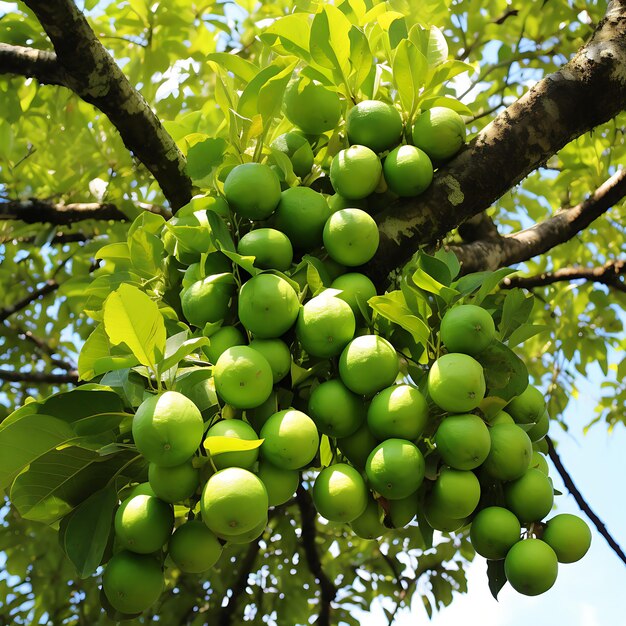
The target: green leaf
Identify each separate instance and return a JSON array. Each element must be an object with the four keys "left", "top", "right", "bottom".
[
  {"left": 78, "top": 323, "right": 139, "bottom": 381},
  {"left": 205, "top": 52, "right": 259, "bottom": 83},
  {"left": 204, "top": 436, "right": 264, "bottom": 457},
  {"left": 238, "top": 65, "right": 282, "bottom": 120},
  {"left": 37, "top": 387, "right": 125, "bottom": 423},
  {"left": 474, "top": 267, "right": 517, "bottom": 305},
  {"left": 409, "top": 24, "right": 448, "bottom": 67},
  {"left": 427, "top": 59, "right": 474, "bottom": 88},
  {"left": 412, "top": 268, "right": 459, "bottom": 304},
  {"left": 99, "top": 369, "right": 146, "bottom": 409},
  {"left": 478, "top": 341, "right": 529, "bottom": 402},
  {"left": 258, "top": 61, "right": 297, "bottom": 124},
  {"left": 507, "top": 324, "right": 551, "bottom": 348},
  {"left": 71, "top": 412, "right": 130, "bottom": 437},
  {"left": 206, "top": 210, "right": 236, "bottom": 253},
  {"left": 103, "top": 284, "right": 167, "bottom": 371},
  {"left": 159, "top": 333, "right": 210, "bottom": 373},
  {"left": 0, "top": 414, "right": 75, "bottom": 491},
  {"left": 348, "top": 26, "right": 373, "bottom": 92},
  {"left": 62, "top": 485, "right": 117, "bottom": 578},
  {"left": 500, "top": 289, "right": 534, "bottom": 339},
  {"left": 186, "top": 136, "right": 227, "bottom": 181},
  {"left": 420, "top": 95, "right": 473, "bottom": 115},
  {"left": 392, "top": 39, "right": 427, "bottom": 116},
  {"left": 259, "top": 13, "right": 311, "bottom": 59},
  {"left": 487, "top": 559, "right": 507, "bottom": 600},
  {"left": 434, "top": 248, "right": 461, "bottom": 280},
  {"left": 310, "top": 5, "right": 352, "bottom": 86}
]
